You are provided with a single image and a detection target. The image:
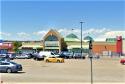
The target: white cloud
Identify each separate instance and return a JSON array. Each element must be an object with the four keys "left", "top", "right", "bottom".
[
  {"left": 33, "top": 30, "right": 47, "bottom": 36},
  {"left": 17, "top": 32, "right": 30, "bottom": 38},
  {"left": 33, "top": 30, "right": 48, "bottom": 40},
  {"left": 1, "top": 28, "right": 125, "bottom": 41},
  {"left": 82, "top": 28, "right": 110, "bottom": 35},
  {"left": 58, "top": 28, "right": 125, "bottom": 41},
  {"left": 105, "top": 31, "right": 125, "bottom": 37},
  {"left": 58, "top": 28, "right": 110, "bottom": 38},
  {"left": 17, "top": 32, "right": 30, "bottom": 37},
  {"left": 0, "top": 32, "right": 11, "bottom": 37},
  {"left": 94, "top": 31, "right": 125, "bottom": 41},
  {"left": 58, "top": 28, "right": 80, "bottom": 37}
]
